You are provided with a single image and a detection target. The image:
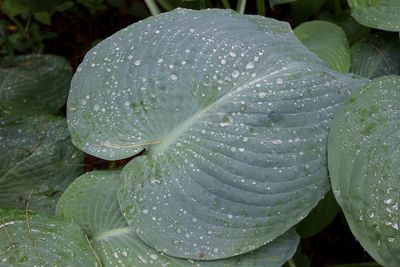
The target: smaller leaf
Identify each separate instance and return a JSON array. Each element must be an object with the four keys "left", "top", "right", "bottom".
[
  {"left": 351, "top": 32, "right": 400, "bottom": 79},
  {"left": 0, "top": 54, "right": 72, "bottom": 117},
  {"left": 328, "top": 75, "right": 400, "bottom": 267},
  {"left": 347, "top": 0, "right": 400, "bottom": 32},
  {"left": 294, "top": 20, "right": 351, "bottom": 73},
  {"left": 57, "top": 171, "right": 300, "bottom": 267},
  {"left": 0, "top": 209, "right": 99, "bottom": 266}
]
